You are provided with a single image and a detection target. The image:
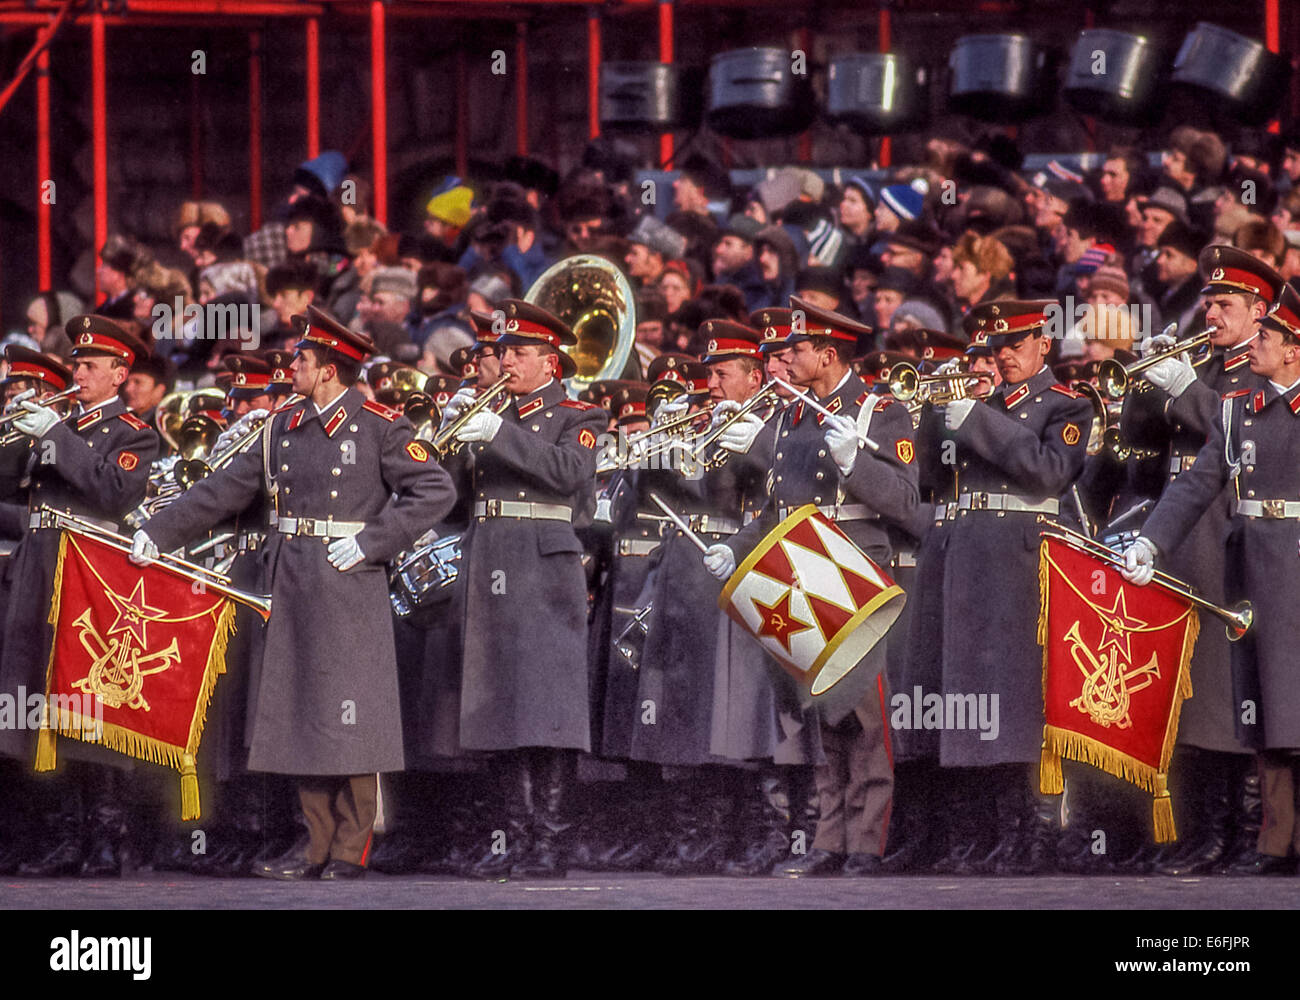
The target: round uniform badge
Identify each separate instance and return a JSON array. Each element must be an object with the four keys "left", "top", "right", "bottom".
[
  {"left": 1062, "top": 423, "right": 1081, "bottom": 446},
  {"left": 117, "top": 451, "right": 138, "bottom": 471},
  {"left": 405, "top": 441, "right": 429, "bottom": 462},
  {"left": 579, "top": 428, "right": 596, "bottom": 449}
]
